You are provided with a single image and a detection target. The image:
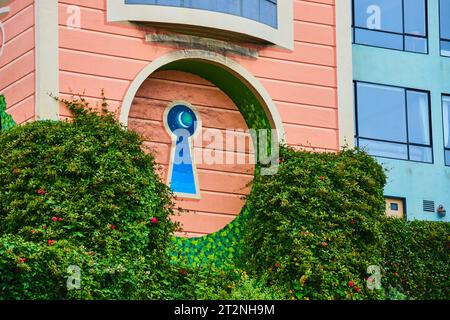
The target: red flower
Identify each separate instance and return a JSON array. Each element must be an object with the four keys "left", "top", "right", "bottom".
[
  {"left": 47, "top": 240, "right": 55, "bottom": 246},
  {"left": 321, "top": 242, "right": 328, "bottom": 247},
  {"left": 31, "top": 230, "right": 36, "bottom": 234},
  {"left": 17, "top": 257, "right": 26, "bottom": 264},
  {"left": 274, "top": 263, "right": 281, "bottom": 268},
  {"left": 52, "top": 216, "right": 58, "bottom": 222},
  {"left": 109, "top": 224, "right": 117, "bottom": 230},
  {"left": 58, "top": 217, "right": 63, "bottom": 222},
  {"left": 354, "top": 286, "right": 361, "bottom": 293},
  {"left": 150, "top": 217, "right": 158, "bottom": 224},
  {"left": 37, "top": 188, "right": 46, "bottom": 195},
  {"left": 348, "top": 280, "right": 354, "bottom": 287},
  {"left": 43, "top": 225, "right": 48, "bottom": 229},
  {"left": 393, "top": 272, "right": 399, "bottom": 277},
  {"left": 178, "top": 269, "right": 188, "bottom": 276},
  {"left": 350, "top": 219, "right": 356, "bottom": 225},
  {"left": 319, "top": 176, "right": 326, "bottom": 181}
]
